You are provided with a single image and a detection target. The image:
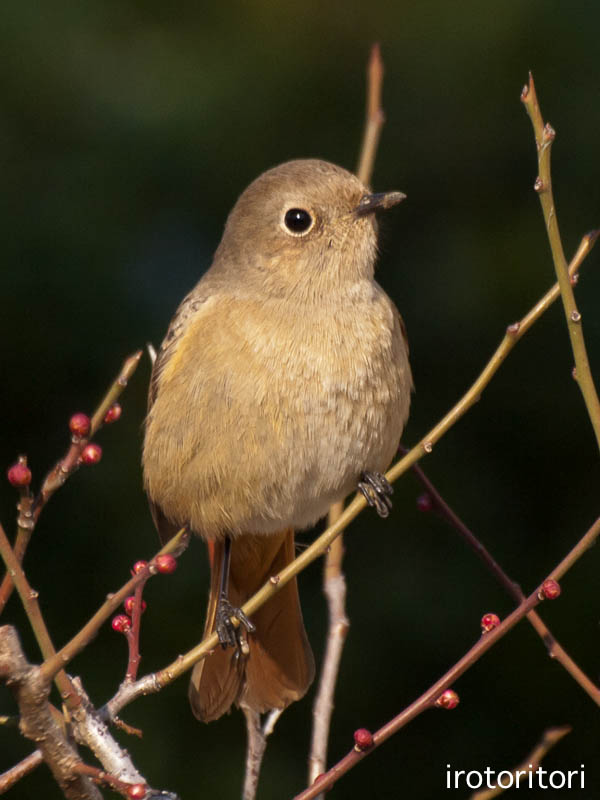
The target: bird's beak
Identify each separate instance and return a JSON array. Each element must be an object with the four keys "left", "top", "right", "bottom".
[{"left": 354, "top": 191, "right": 406, "bottom": 217}]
